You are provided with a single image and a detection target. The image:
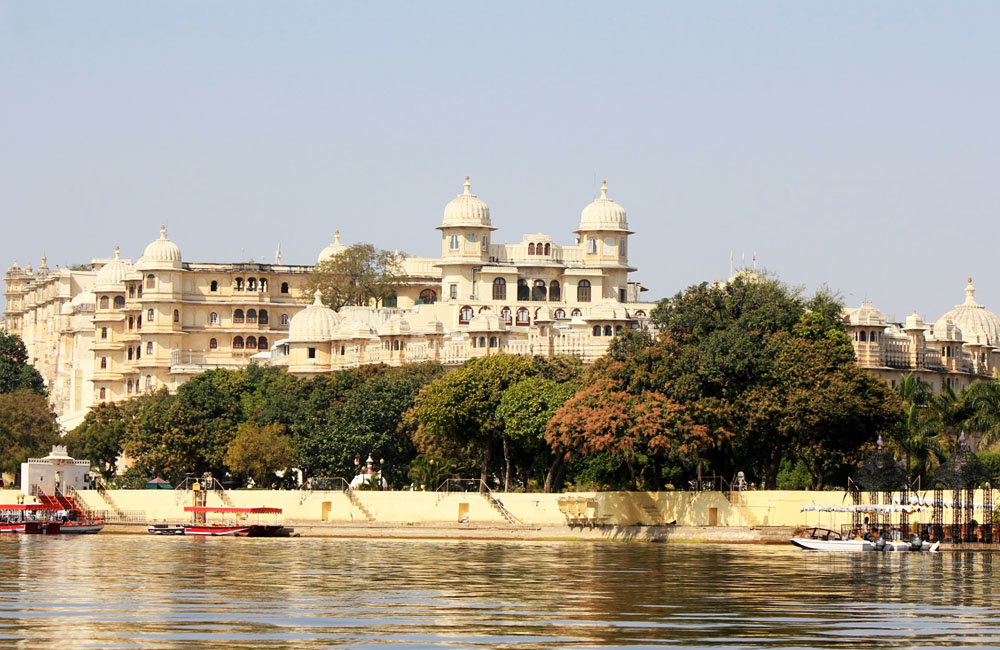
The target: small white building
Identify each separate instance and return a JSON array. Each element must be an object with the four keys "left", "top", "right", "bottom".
[{"left": 20, "top": 446, "right": 91, "bottom": 497}]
